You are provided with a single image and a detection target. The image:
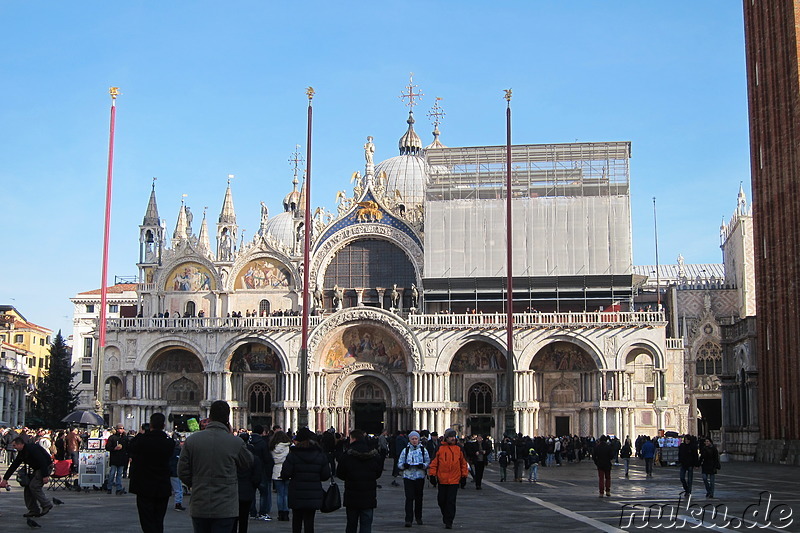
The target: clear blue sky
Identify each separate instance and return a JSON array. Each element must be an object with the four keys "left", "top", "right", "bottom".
[{"left": 1, "top": 1, "right": 750, "bottom": 337}]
